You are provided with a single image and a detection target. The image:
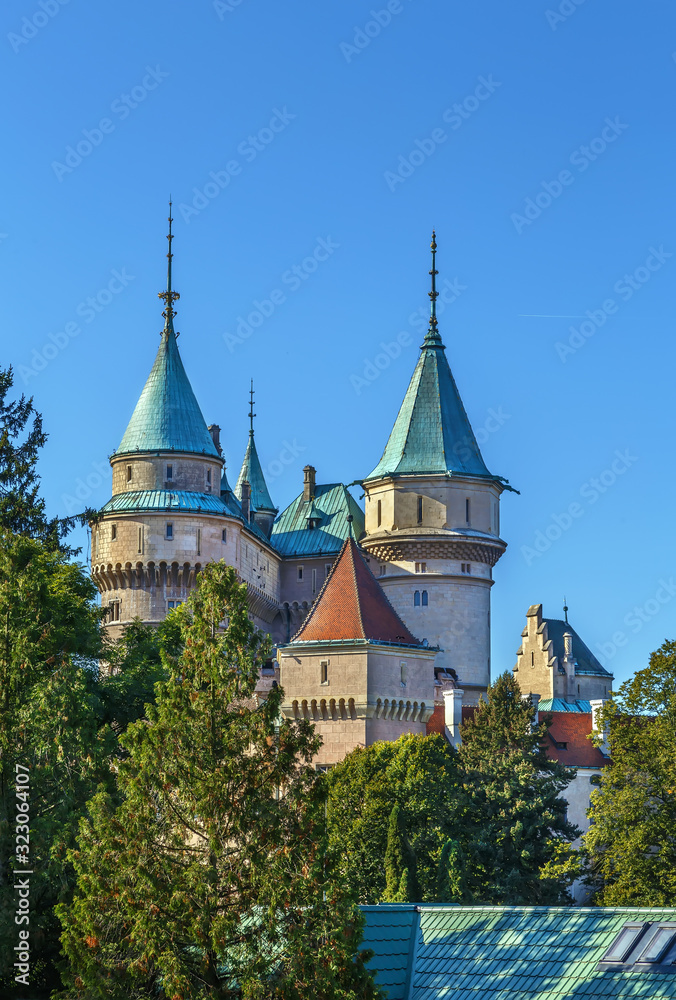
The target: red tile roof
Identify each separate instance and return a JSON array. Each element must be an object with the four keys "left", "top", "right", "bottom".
[
  {"left": 291, "top": 537, "right": 421, "bottom": 646},
  {"left": 544, "top": 711, "right": 609, "bottom": 767},
  {"left": 426, "top": 704, "right": 445, "bottom": 736}
]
